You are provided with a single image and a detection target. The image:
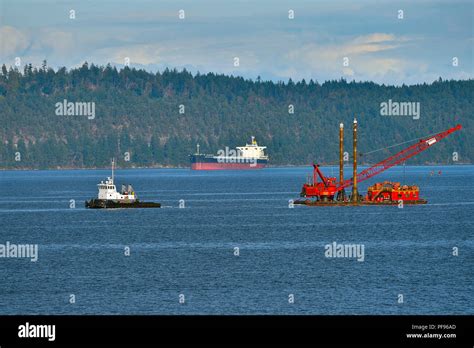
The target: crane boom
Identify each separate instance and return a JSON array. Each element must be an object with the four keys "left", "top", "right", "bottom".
[
  {"left": 313, "top": 164, "right": 329, "bottom": 187},
  {"left": 335, "top": 124, "right": 462, "bottom": 191}
]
